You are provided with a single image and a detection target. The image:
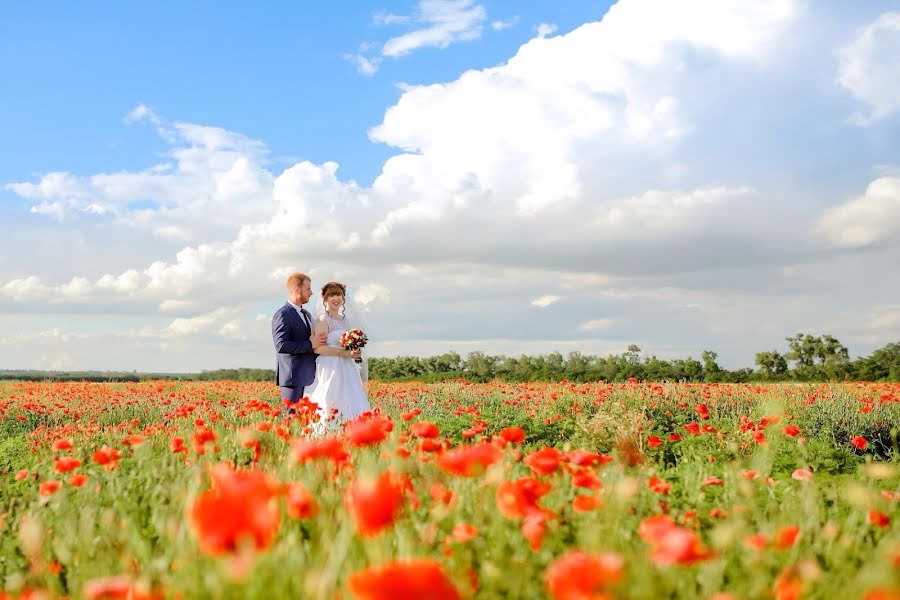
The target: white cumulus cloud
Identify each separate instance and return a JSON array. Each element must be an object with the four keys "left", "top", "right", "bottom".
[
  {"left": 814, "top": 177, "right": 900, "bottom": 248},
  {"left": 837, "top": 11, "right": 900, "bottom": 125}
]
